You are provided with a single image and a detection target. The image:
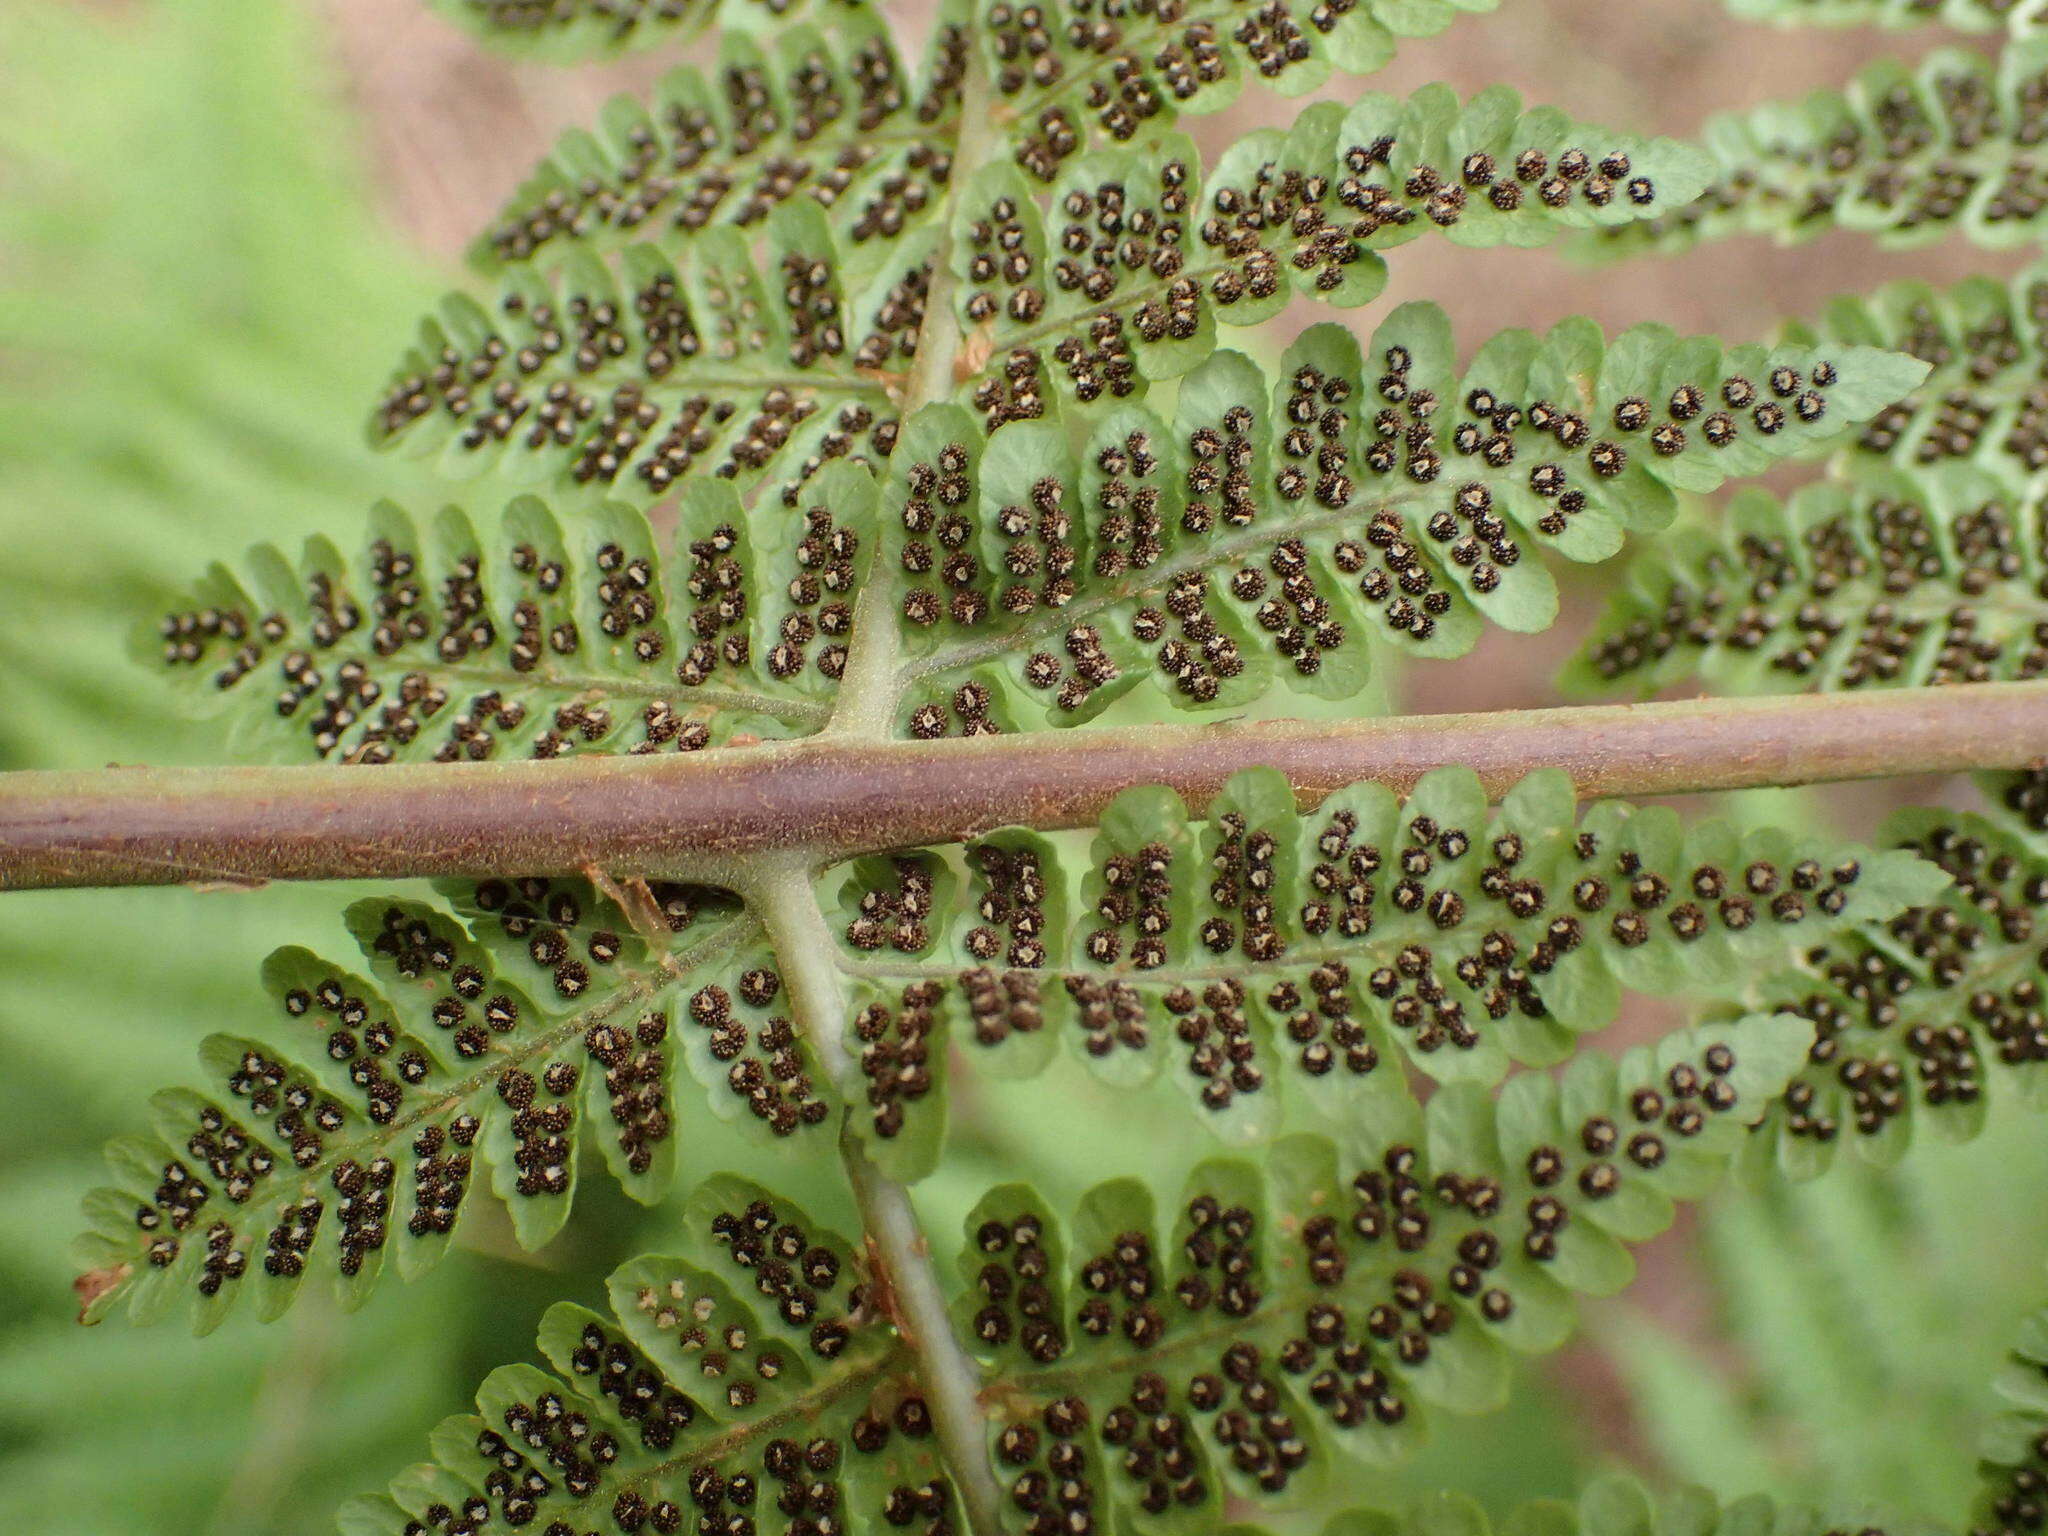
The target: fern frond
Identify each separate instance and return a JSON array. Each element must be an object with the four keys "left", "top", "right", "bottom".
[
  {"left": 461, "top": 0, "right": 1513, "bottom": 288},
  {"left": 1721, "top": 800, "right": 2048, "bottom": 1178},
  {"left": 75, "top": 762, "right": 1933, "bottom": 1322},
  {"left": 371, "top": 212, "right": 919, "bottom": 514},
  {"left": 957, "top": 1019, "right": 1806, "bottom": 1525},
  {"left": 38, "top": 0, "right": 2043, "bottom": 1511},
  {"left": 187, "top": 315, "right": 1924, "bottom": 761},
  {"left": 948, "top": 92, "right": 1707, "bottom": 398},
  {"left": 379, "top": 52, "right": 1714, "bottom": 513},
  {"left": 1587, "top": 41, "right": 2048, "bottom": 258},
  {"left": 469, "top": 9, "right": 966, "bottom": 280},
  {"left": 1787, "top": 259, "right": 2048, "bottom": 485},
  {"left": 345, "top": 1025, "right": 1809, "bottom": 1534},
  {"left": 1974, "top": 1282, "right": 2048, "bottom": 1532},
  {"left": 337, "top": 1173, "right": 963, "bottom": 1536},
  {"left": 458, "top": 0, "right": 1533, "bottom": 290},
  {"left": 424, "top": 0, "right": 822, "bottom": 60},
  {"left": 820, "top": 766, "right": 1941, "bottom": 1168},
  {"left": 150, "top": 470, "right": 883, "bottom": 763},
  {"left": 887, "top": 316, "right": 1923, "bottom": 736},
  {"left": 71, "top": 879, "right": 834, "bottom": 1331},
  {"left": 1566, "top": 463, "right": 2048, "bottom": 699}
]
